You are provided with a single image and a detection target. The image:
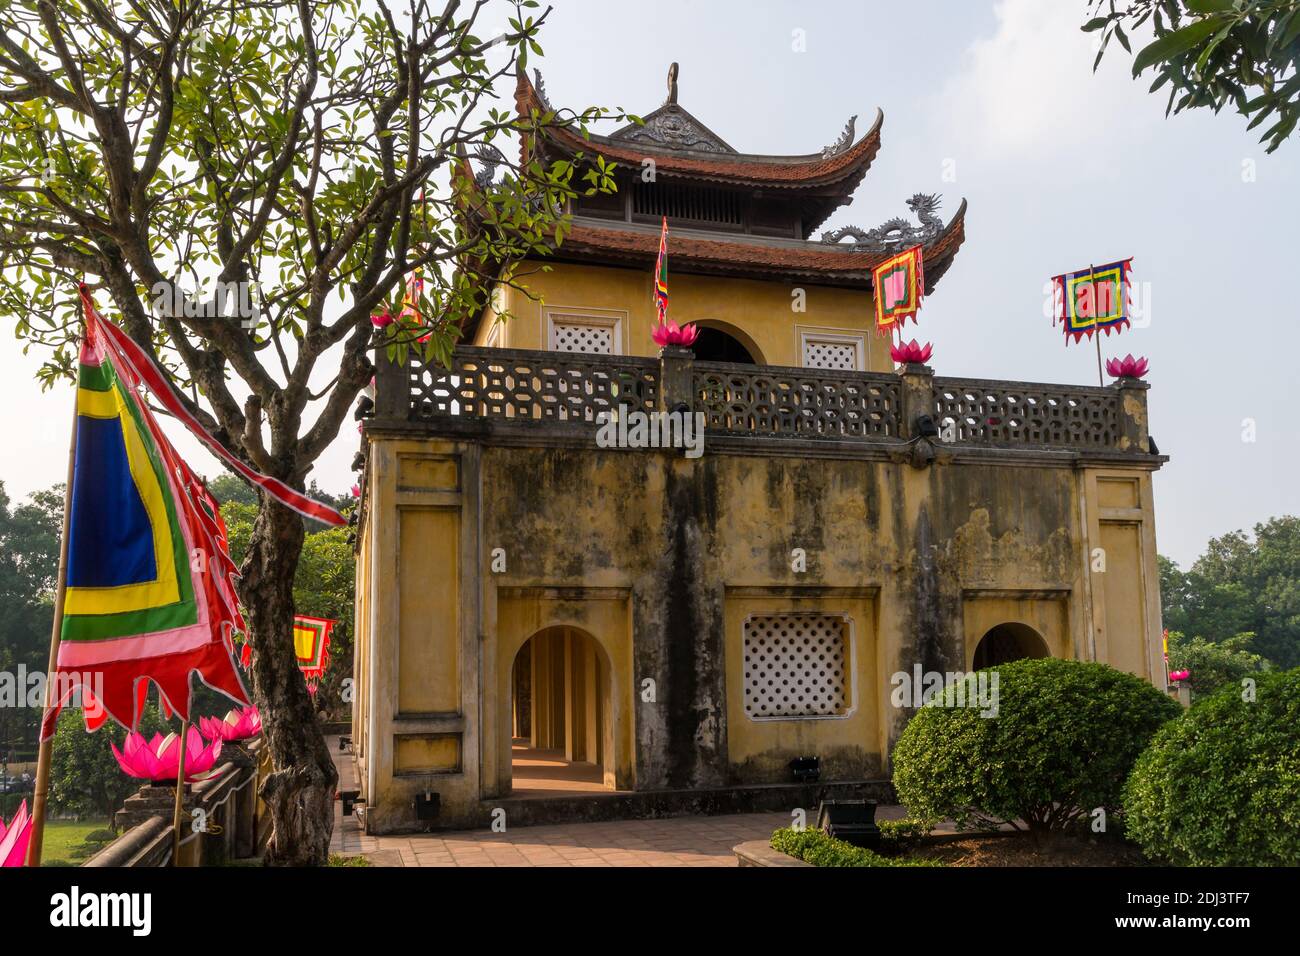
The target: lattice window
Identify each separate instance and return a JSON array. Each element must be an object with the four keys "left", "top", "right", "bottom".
[
  {"left": 552, "top": 322, "right": 614, "bottom": 354},
  {"left": 803, "top": 337, "right": 861, "bottom": 371},
  {"left": 743, "top": 614, "right": 849, "bottom": 719}
]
